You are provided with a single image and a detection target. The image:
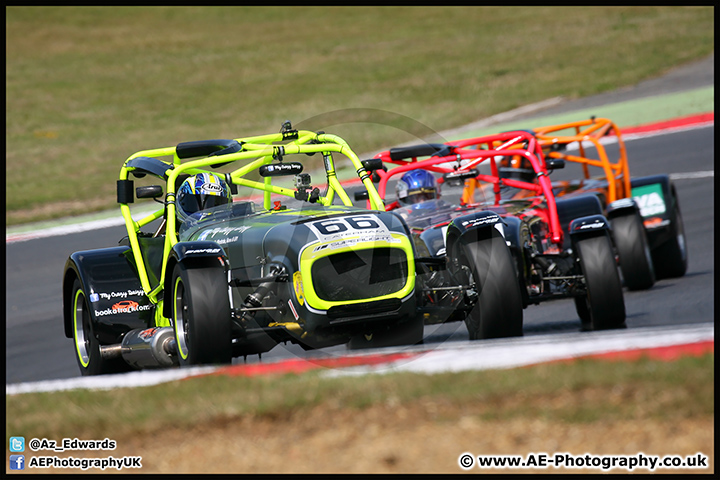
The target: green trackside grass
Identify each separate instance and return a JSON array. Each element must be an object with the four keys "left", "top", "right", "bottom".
[
  {"left": 5, "top": 6, "right": 714, "bottom": 225},
  {"left": 5, "top": 354, "right": 713, "bottom": 444}
]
